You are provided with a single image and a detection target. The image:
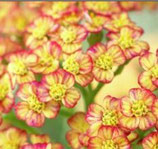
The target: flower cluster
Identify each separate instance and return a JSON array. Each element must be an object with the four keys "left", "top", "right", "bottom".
[{"left": 0, "top": 1, "right": 157, "bottom": 149}]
